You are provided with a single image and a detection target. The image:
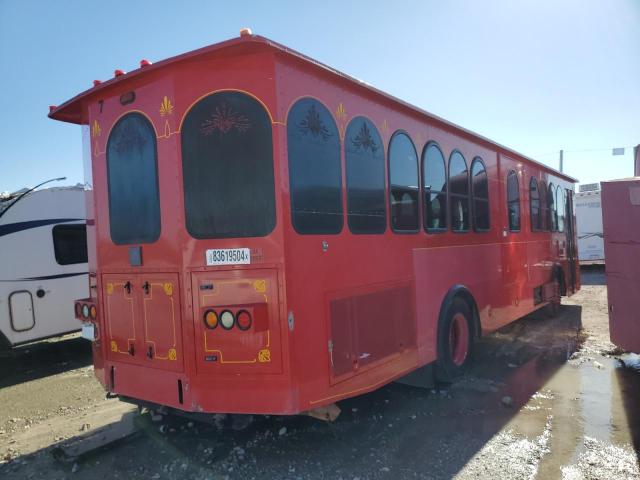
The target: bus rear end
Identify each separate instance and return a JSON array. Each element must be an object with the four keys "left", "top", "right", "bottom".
[{"left": 53, "top": 36, "right": 296, "bottom": 415}]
